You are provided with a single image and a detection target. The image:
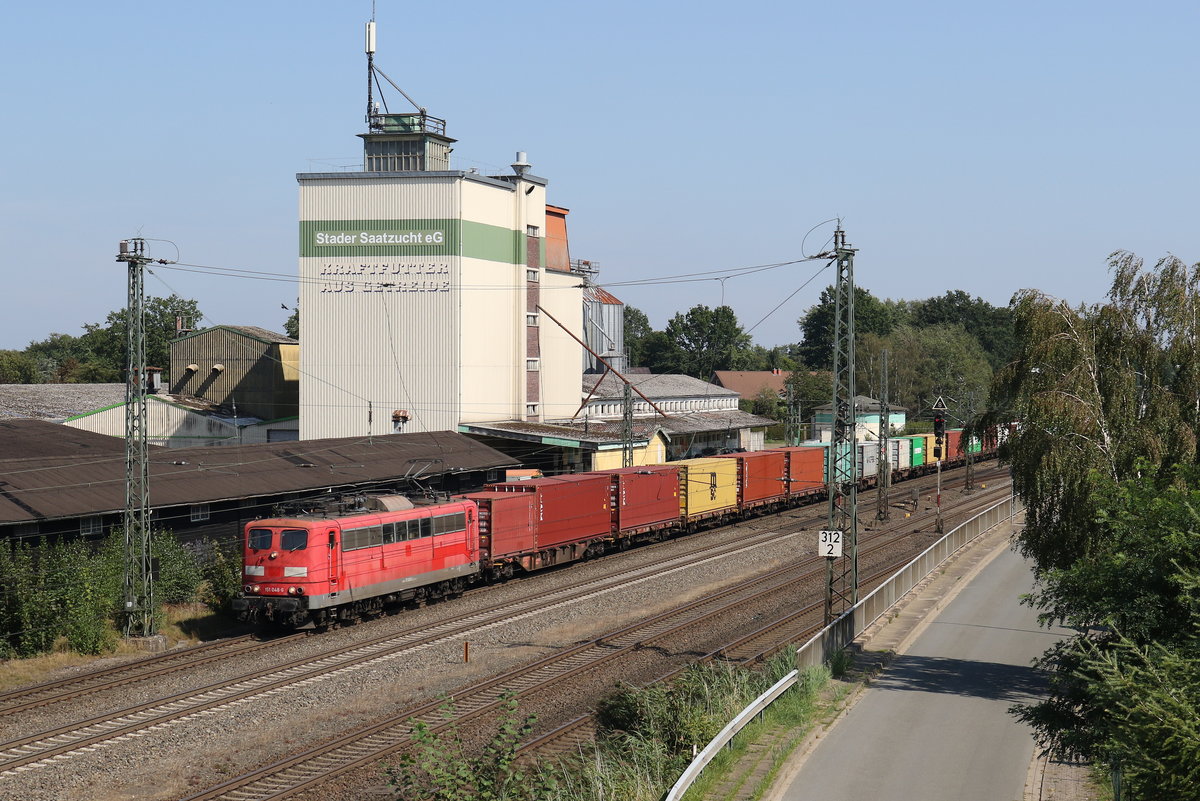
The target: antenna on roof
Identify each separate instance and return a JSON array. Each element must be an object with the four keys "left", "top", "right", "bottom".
[{"left": 365, "top": 18, "right": 377, "bottom": 127}]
